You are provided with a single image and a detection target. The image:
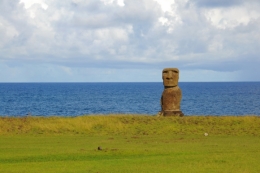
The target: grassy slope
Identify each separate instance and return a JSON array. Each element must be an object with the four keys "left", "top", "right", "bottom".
[
  {"left": 0, "top": 115, "right": 260, "bottom": 135},
  {"left": 0, "top": 115, "right": 260, "bottom": 173}
]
